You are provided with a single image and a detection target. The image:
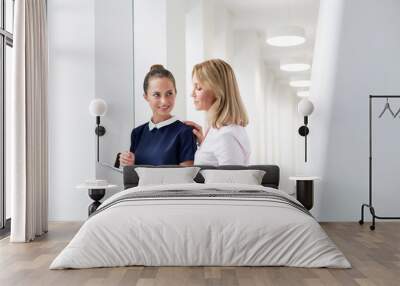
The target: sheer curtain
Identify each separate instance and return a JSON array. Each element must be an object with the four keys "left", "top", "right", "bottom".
[{"left": 9, "top": 0, "right": 48, "bottom": 242}]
